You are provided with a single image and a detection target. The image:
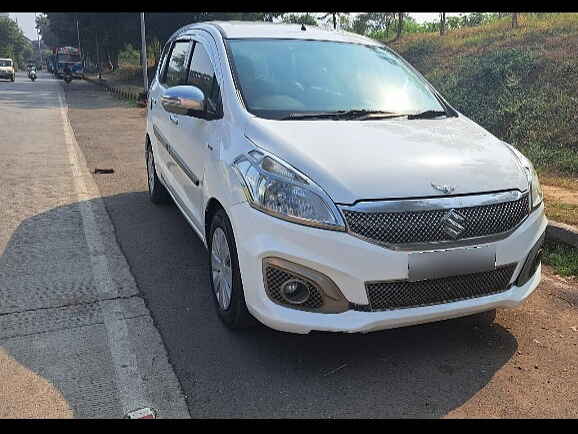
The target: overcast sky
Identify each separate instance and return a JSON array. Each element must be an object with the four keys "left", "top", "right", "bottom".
[{"left": 8, "top": 12, "right": 460, "bottom": 40}]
